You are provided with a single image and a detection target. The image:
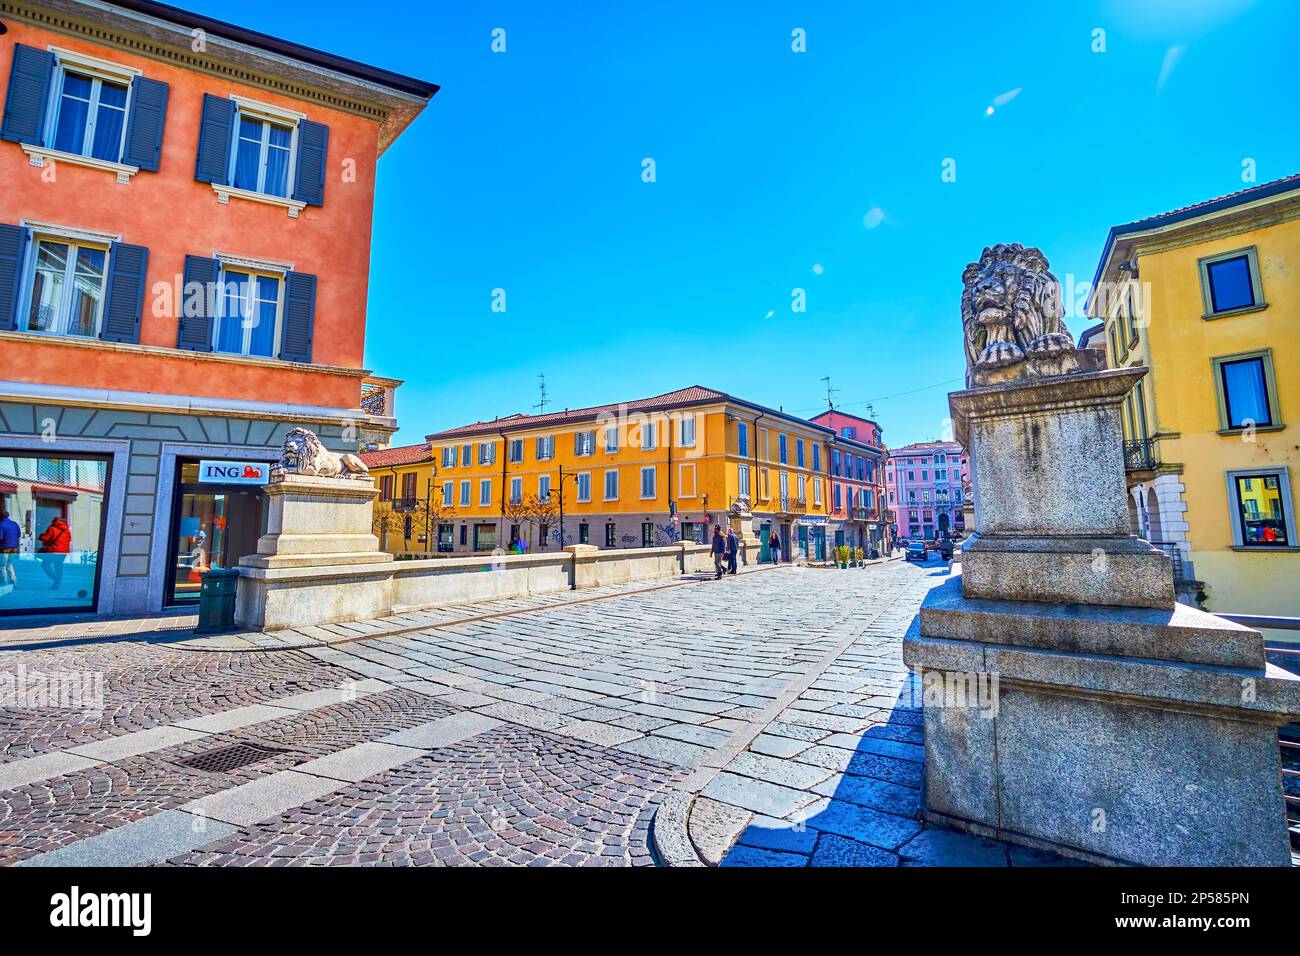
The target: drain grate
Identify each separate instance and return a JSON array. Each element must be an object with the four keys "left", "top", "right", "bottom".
[{"left": 177, "top": 742, "right": 283, "bottom": 773}]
